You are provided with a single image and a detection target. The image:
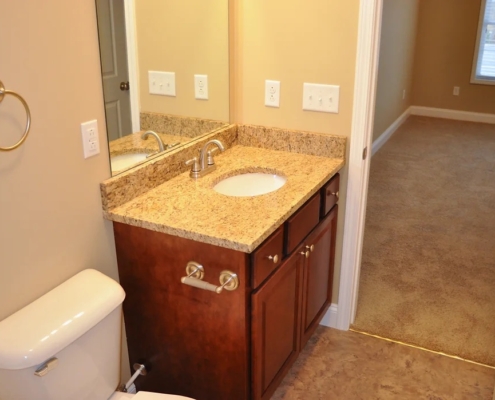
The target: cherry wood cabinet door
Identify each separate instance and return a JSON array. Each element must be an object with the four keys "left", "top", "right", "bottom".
[
  {"left": 251, "top": 247, "right": 305, "bottom": 400},
  {"left": 300, "top": 205, "right": 338, "bottom": 348},
  {"left": 113, "top": 222, "right": 250, "bottom": 400}
]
